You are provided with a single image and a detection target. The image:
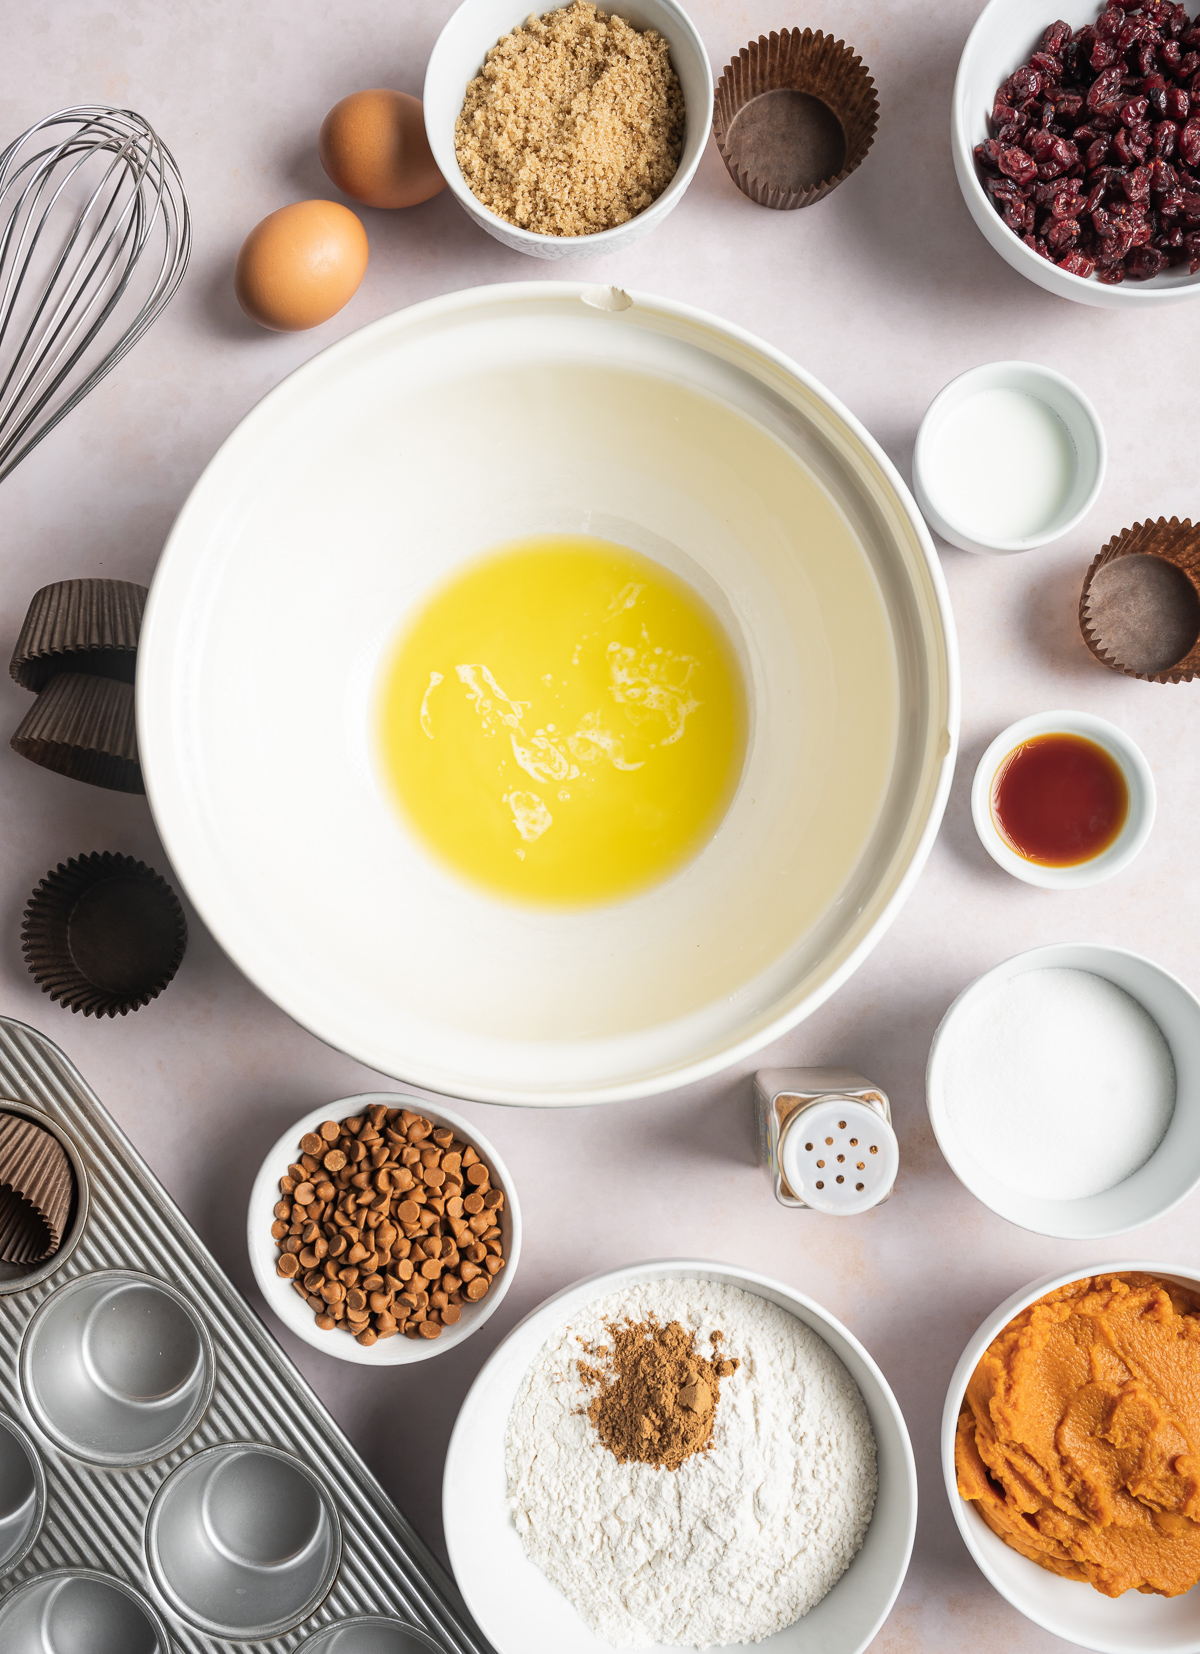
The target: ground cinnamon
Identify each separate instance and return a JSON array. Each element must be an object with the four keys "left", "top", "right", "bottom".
[{"left": 578, "top": 1316, "right": 739, "bottom": 1471}]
